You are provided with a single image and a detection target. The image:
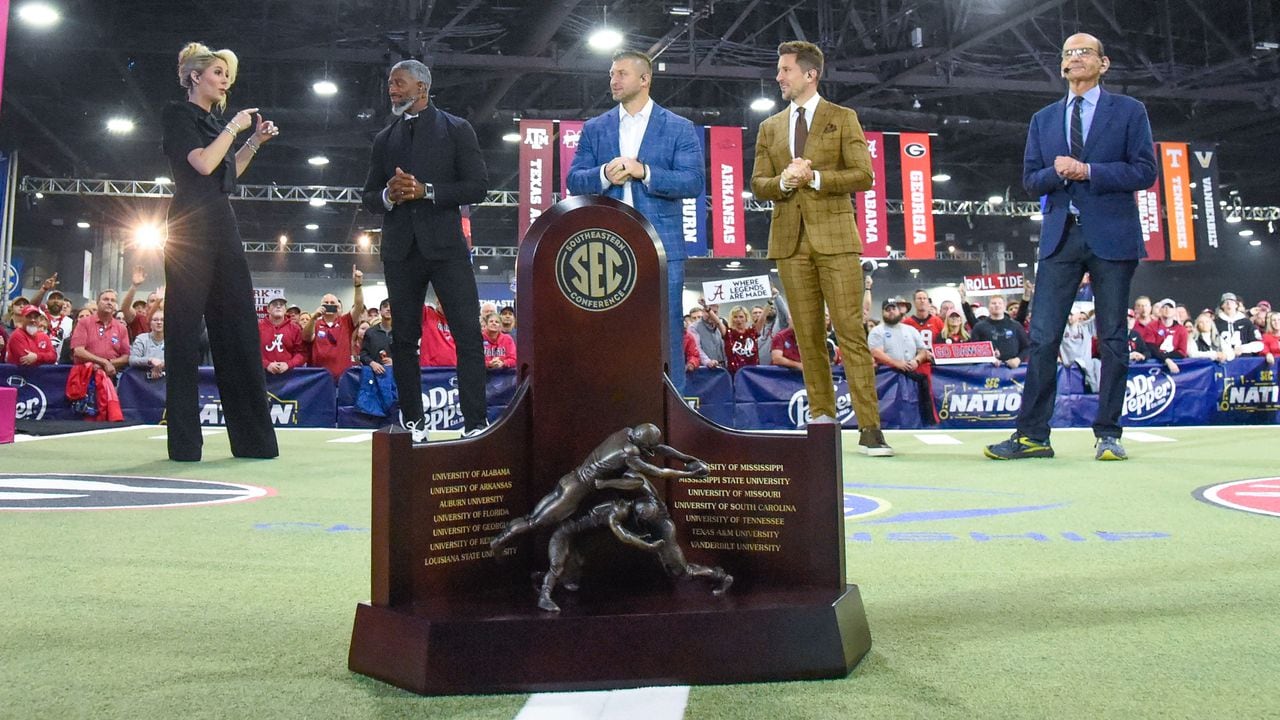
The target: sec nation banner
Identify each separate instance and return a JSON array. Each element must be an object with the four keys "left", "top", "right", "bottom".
[
  {"left": 709, "top": 126, "right": 745, "bottom": 258},
  {"left": 857, "top": 131, "right": 888, "bottom": 259},
  {"left": 1189, "top": 143, "right": 1224, "bottom": 253},
  {"left": 518, "top": 119, "right": 555, "bottom": 241},
  {"left": 899, "top": 133, "right": 935, "bottom": 260},
  {"left": 557, "top": 120, "right": 583, "bottom": 197},
  {"left": 1160, "top": 142, "right": 1196, "bottom": 262}
]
